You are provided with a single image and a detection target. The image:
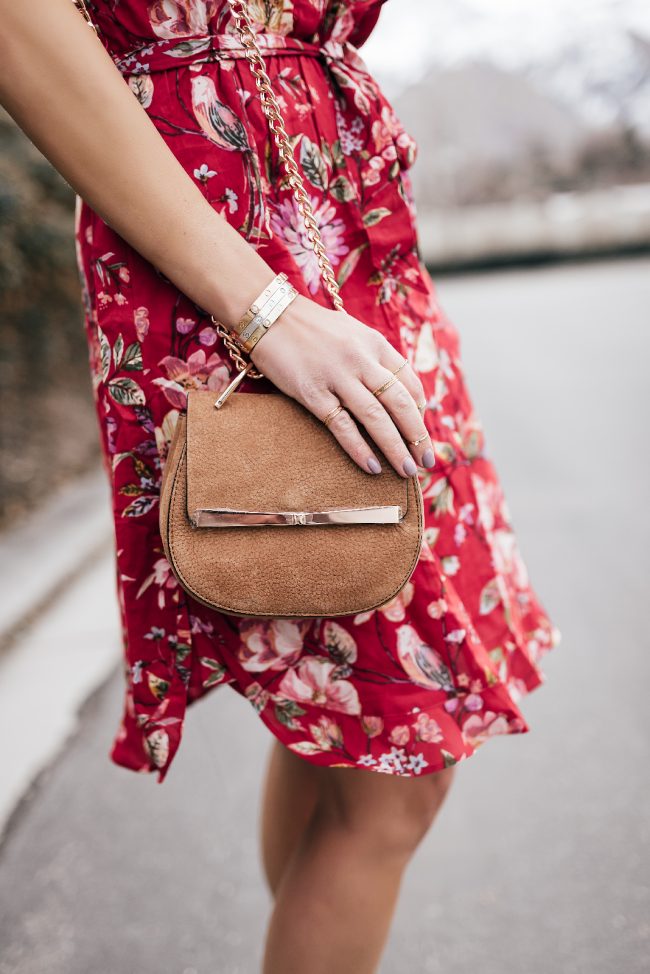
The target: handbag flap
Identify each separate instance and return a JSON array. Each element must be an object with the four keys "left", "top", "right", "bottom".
[{"left": 185, "top": 390, "right": 410, "bottom": 523}]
